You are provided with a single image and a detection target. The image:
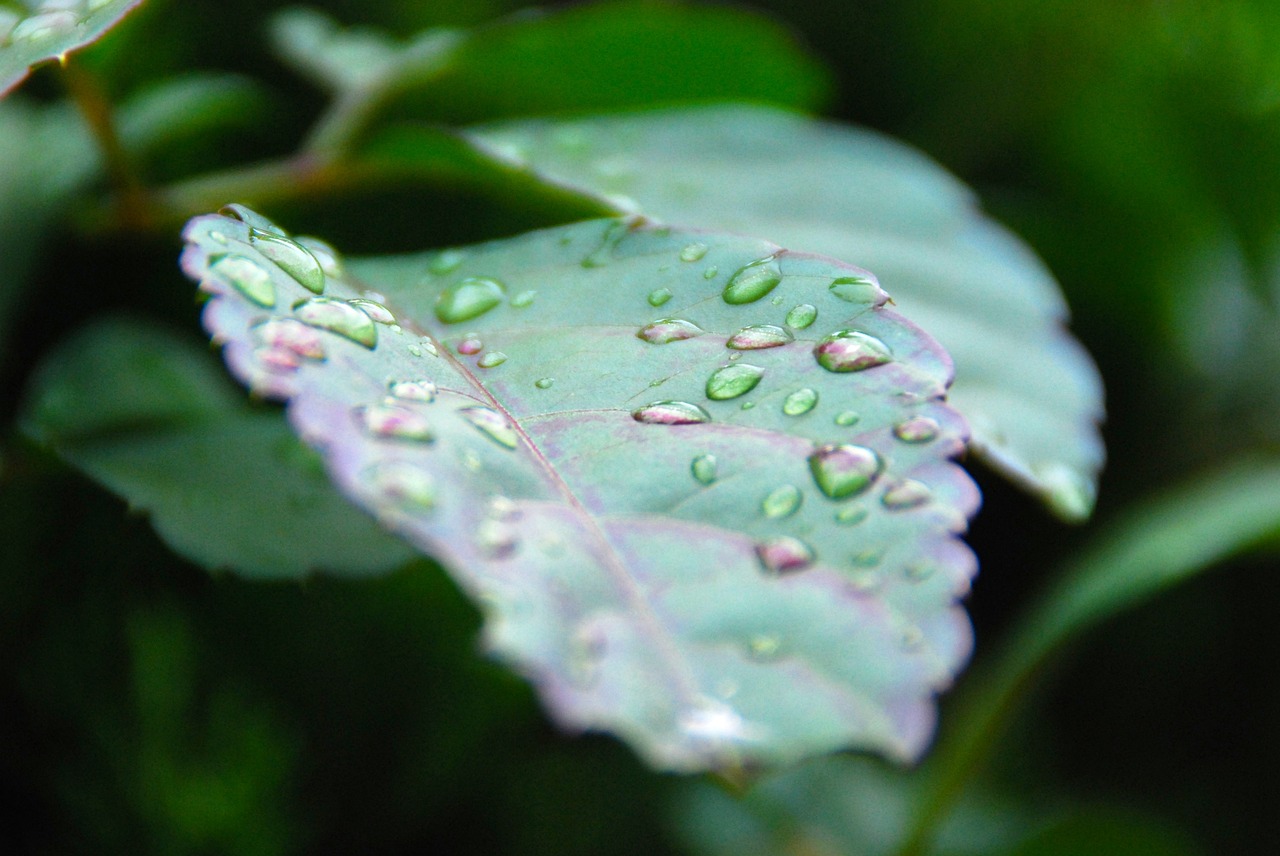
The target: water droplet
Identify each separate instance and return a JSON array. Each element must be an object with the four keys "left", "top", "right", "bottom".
[
  {"left": 740, "top": 401, "right": 755, "bottom": 410},
  {"left": 461, "top": 450, "right": 483, "bottom": 472},
  {"left": 691, "top": 454, "right": 717, "bottom": 485},
  {"left": 814, "top": 330, "right": 893, "bottom": 372},
  {"left": 632, "top": 401, "right": 711, "bottom": 425},
  {"left": 835, "top": 504, "right": 868, "bottom": 526},
  {"left": 679, "top": 242, "right": 709, "bottom": 262},
  {"left": 647, "top": 287, "right": 673, "bottom": 307},
  {"left": 894, "top": 416, "right": 940, "bottom": 443},
  {"left": 755, "top": 537, "right": 815, "bottom": 575},
  {"left": 363, "top": 461, "right": 436, "bottom": 510},
  {"left": 457, "top": 335, "right": 483, "bottom": 355},
  {"left": 637, "top": 319, "right": 704, "bottom": 344},
  {"left": 208, "top": 230, "right": 228, "bottom": 245},
  {"left": 852, "top": 547, "right": 884, "bottom": 568},
  {"left": 511, "top": 289, "right": 537, "bottom": 308},
  {"left": 11, "top": 11, "right": 75, "bottom": 42},
  {"left": 828, "top": 275, "right": 880, "bottom": 304},
  {"left": 435, "top": 277, "right": 506, "bottom": 324},
  {"left": 388, "top": 380, "right": 436, "bottom": 402},
  {"left": 534, "top": 377, "right": 554, "bottom": 389},
  {"left": 477, "top": 351, "right": 508, "bottom": 368},
  {"left": 746, "top": 634, "right": 782, "bottom": 661},
  {"left": 882, "top": 479, "right": 932, "bottom": 510},
  {"left": 905, "top": 562, "right": 936, "bottom": 582},
  {"left": 219, "top": 204, "right": 285, "bottom": 236},
  {"left": 726, "top": 324, "right": 793, "bottom": 350},
  {"left": 761, "top": 484, "right": 802, "bottom": 518},
  {"left": 808, "top": 444, "right": 882, "bottom": 499},
  {"left": 347, "top": 298, "right": 395, "bottom": 324},
  {"left": 488, "top": 496, "right": 521, "bottom": 522},
  {"left": 722, "top": 256, "right": 782, "bottom": 305},
  {"left": 782, "top": 388, "right": 819, "bottom": 416},
  {"left": 357, "top": 404, "right": 434, "bottom": 442},
  {"left": 427, "top": 248, "right": 466, "bottom": 276},
  {"left": 900, "top": 626, "right": 926, "bottom": 652},
  {"left": 678, "top": 699, "right": 754, "bottom": 745},
  {"left": 785, "top": 303, "right": 817, "bottom": 329},
  {"left": 295, "top": 297, "right": 378, "bottom": 348},
  {"left": 476, "top": 519, "right": 518, "bottom": 558},
  {"left": 581, "top": 219, "right": 631, "bottom": 268},
  {"left": 459, "top": 406, "right": 519, "bottom": 449},
  {"left": 250, "top": 229, "right": 325, "bottom": 294},
  {"left": 706, "top": 364, "right": 764, "bottom": 400},
  {"left": 834, "top": 410, "right": 860, "bottom": 427},
  {"left": 849, "top": 571, "right": 881, "bottom": 593},
  {"left": 254, "top": 318, "right": 326, "bottom": 360},
  {"left": 255, "top": 345, "right": 302, "bottom": 373},
  {"left": 295, "top": 236, "right": 343, "bottom": 278},
  {"left": 210, "top": 254, "right": 275, "bottom": 307},
  {"left": 703, "top": 266, "right": 719, "bottom": 280}
]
